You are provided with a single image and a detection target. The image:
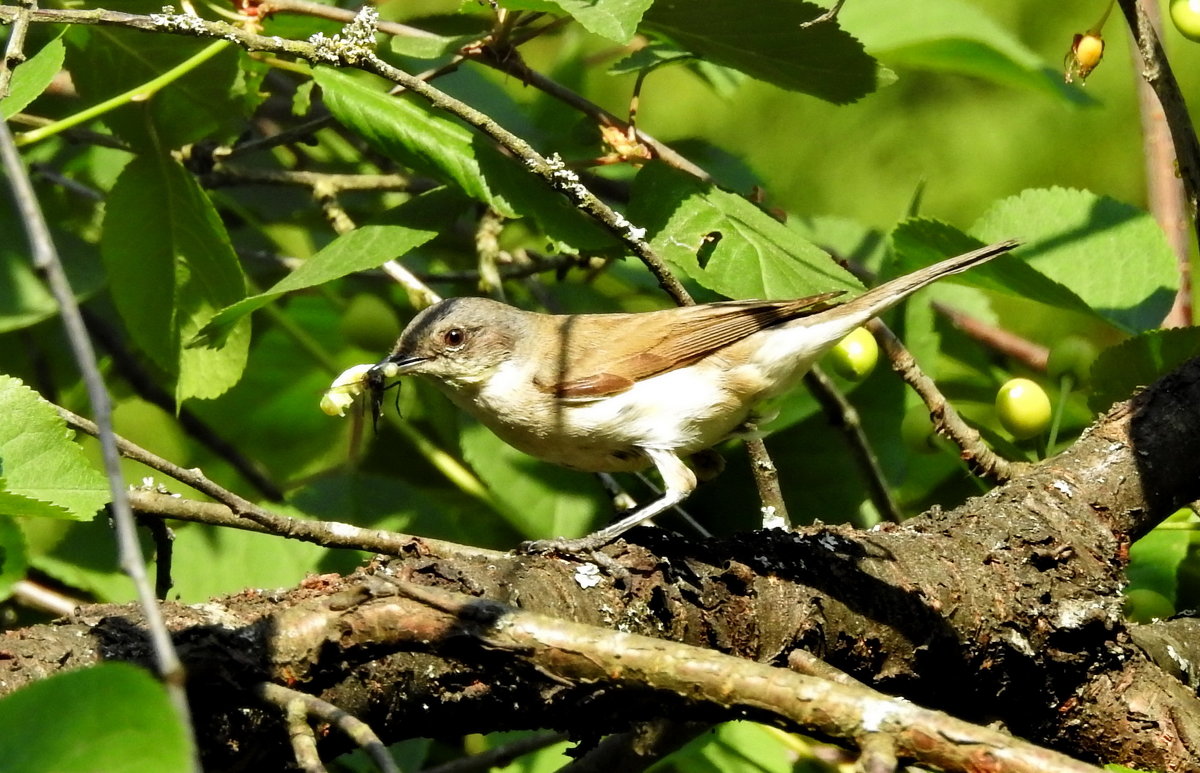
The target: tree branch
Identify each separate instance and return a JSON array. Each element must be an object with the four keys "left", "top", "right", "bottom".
[{"left": 7, "top": 355, "right": 1200, "bottom": 769}]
